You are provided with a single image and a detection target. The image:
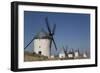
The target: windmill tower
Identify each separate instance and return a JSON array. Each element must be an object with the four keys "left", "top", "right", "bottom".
[
  {"left": 68, "top": 48, "right": 74, "bottom": 59},
  {"left": 33, "top": 17, "right": 57, "bottom": 57},
  {"left": 74, "top": 49, "right": 80, "bottom": 58},
  {"left": 83, "top": 51, "right": 88, "bottom": 58},
  {"left": 33, "top": 29, "right": 51, "bottom": 57},
  {"left": 63, "top": 46, "right": 68, "bottom": 58},
  {"left": 59, "top": 47, "right": 66, "bottom": 59}
]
